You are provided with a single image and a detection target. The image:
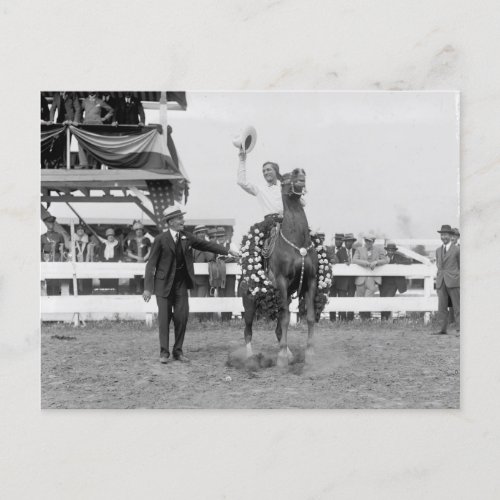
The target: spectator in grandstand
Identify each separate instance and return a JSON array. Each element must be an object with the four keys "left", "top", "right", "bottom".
[
  {"left": 379, "top": 241, "right": 412, "bottom": 320},
  {"left": 352, "top": 233, "right": 389, "bottom": 319},
  {"left": 341, "top": 233, "right": 358, "bottom": 321},
  {"left": 329, "top": 233, "right": 346, "bottom": 321},
  {"left": 97, "top": 228, "right": 123, "bottom": 292},
  {"left": 99, "top": 92, "right": 117, "bottom": 124},
  {"left": 125, "top": 221, "right": 152, "bottom": 294},
  {"left": 41, "top": 214, "right": 66, "bottom": 262},
  {"left": 41, "top": 214, "right": 66, "bottom": 295},
  {"left": 113, "top": 92, "right": 146, "bottom": 126},
  {"left": 125, "top": 221, "right": 152, "bottom": 263},
  {"left": 41, "top": 95, "right": 50, "bottom": 123},
  {"left": 433, "top": 225, "right": 460, "bottom": 335},
  {"left": 49, "top": 92, "right": 81, "bottom": 124},
  {"left": 98, "top": 228, "right": 123, "bottom": 262},
  {"left": 78, "top": 92, "right": 114, "bottom": 169},
  {"left": 72, "top": 223, "right": 93, "bottom": 294}
]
